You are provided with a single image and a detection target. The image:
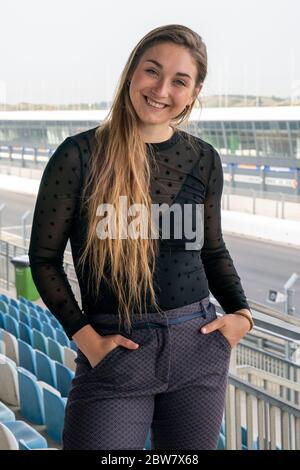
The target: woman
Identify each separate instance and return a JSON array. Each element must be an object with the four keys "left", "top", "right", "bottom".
[{"left": 28, "top": 24, "right": 254, "bottom": 450}]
